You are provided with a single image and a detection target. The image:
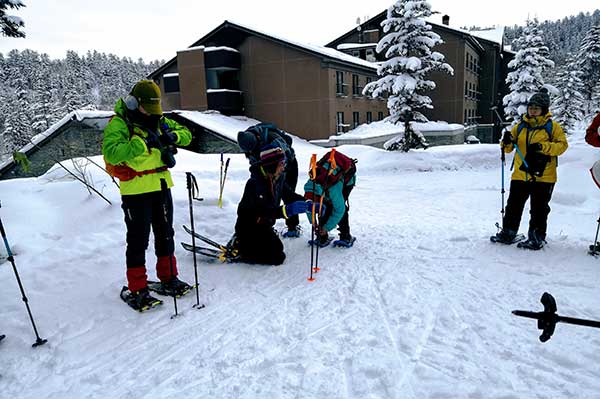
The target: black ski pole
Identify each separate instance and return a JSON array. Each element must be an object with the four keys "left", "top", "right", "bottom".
[
  {"left": 186, "top": 173, "right": 205, "bottom": 309},
  {"left": 513, "top": 292, "right": 600, "bottom": 342},
  {"left": 0, "top": 204, "right": 47, "bottom": 347},
  {"left": 590, "top": 216, "right": 600, "bottom": 254},
  {"left": 160, "top": 179, "right": 179, "bottom": 318}
]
